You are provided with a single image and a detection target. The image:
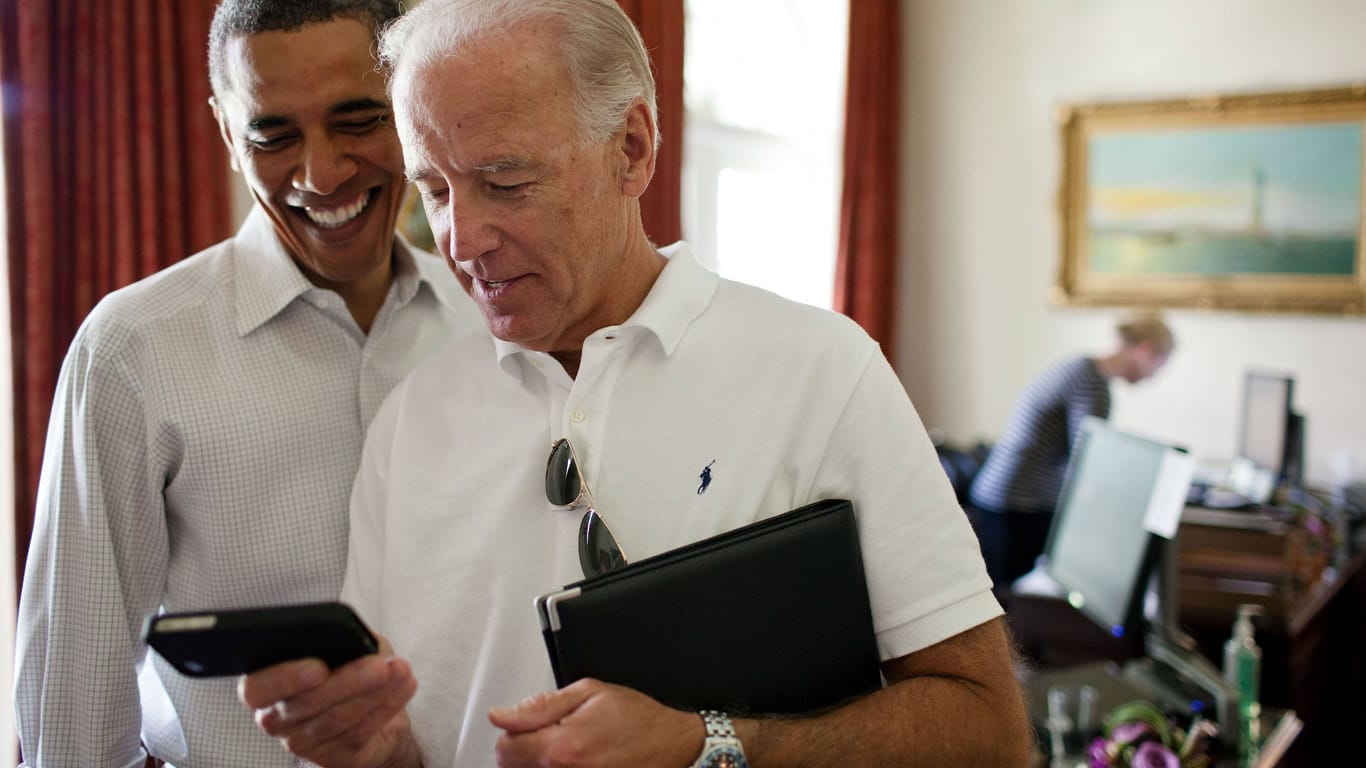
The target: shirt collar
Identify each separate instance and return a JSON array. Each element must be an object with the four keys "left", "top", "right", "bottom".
[
  {"left": 234, "top": 207, "right": 313, "bottom": 336},
  {"left": 491, "top": 241, "right": 718, "bottom": 368},
  {"left": 233, "top": 205, "right": 454, "bottom": 336},
  {"left": 400, "top": 234, "right": 469, "bottom": 316},
  {"left": 621, "top": 241, "right": 717, "bottom": 355}
]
